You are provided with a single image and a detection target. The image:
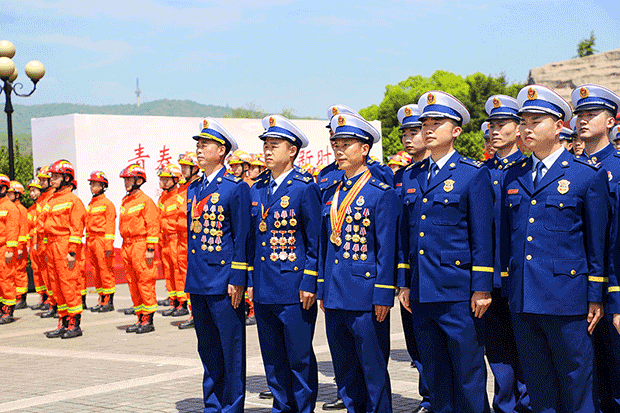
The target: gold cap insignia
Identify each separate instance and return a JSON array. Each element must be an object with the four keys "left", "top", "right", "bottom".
[
  {"left": 338, "top": 115, "right": 346, "bottom": 126},
  {"left": 527, "top": 87, "right": 537, "bottom": 100},
  {"left": 203, "top": 119, "right": 209, "bottom": 129},
  {"left": 427, "top": 93, "right": 436, "bottom": 105},
  {"left": 493, "top": 97, "right": 501, "bottom": 108},
  {"left": 269, "top": 117, "right": 276, "bottom": 127},
  {"left": 332, "top": 107, "right": 339, "bottom": 116},
  {"left": 580, "top": 87, "right": 589, "bottom": 99},
  {"left": 404, "top": 107, "right": 412, "bottom": 117}
]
